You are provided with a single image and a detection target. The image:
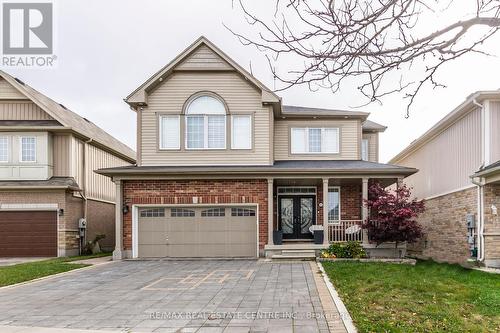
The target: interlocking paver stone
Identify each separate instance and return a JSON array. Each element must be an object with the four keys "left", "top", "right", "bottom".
[{"left": 0, "top": 260, "right": 348, "bottom": 332}]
